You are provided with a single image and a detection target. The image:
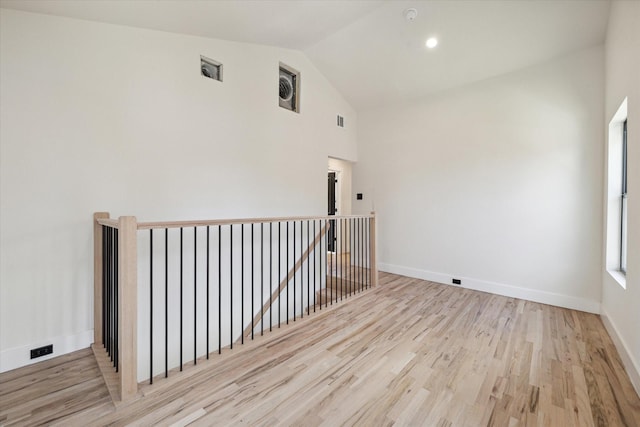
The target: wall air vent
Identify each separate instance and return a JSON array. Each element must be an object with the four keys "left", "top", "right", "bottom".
[
  {"left": 337, "top": 115, "right": 344, "bottom": 128},
  {"left": 201, "top": 56, "right": 222, "bottom": 82},
  {"left": 279, "top": 63, "right": 300, "bottom": 113}
]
